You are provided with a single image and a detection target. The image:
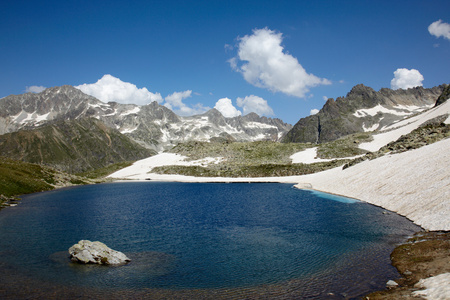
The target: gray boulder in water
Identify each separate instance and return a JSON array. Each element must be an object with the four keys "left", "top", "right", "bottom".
[{"left": 68, "top": 240, "right": 131, "bottom": 265}]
